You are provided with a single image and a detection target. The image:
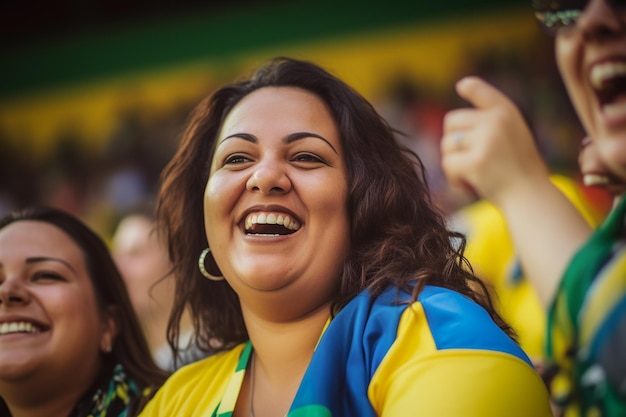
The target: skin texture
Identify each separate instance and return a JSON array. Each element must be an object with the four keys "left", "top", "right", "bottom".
[
  {"left": 204, "top": 86, "right": 350, "bottom": 416},
  {"left": 0, "top": 221, "right": 115, "bottom": 417},
  {"left": 206, "top": 86, "right": 350, "bottom": 313}
]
